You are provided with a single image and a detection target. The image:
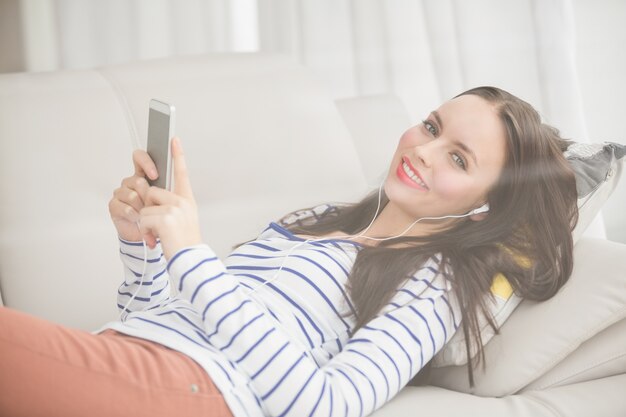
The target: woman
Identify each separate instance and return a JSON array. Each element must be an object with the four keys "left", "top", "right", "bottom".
[{"left": 0, "top": 86, "right": 578, "bottom": 417}]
